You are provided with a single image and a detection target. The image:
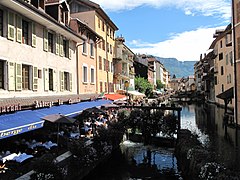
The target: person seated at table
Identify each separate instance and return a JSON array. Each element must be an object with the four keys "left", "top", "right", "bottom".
[
  {"left": 84, "top": 120, "right": 92, "bottom": 137},
  {"left": 96, "top": 114, "right": 108, "bottom": 128}
]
